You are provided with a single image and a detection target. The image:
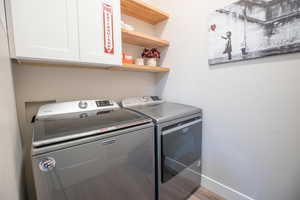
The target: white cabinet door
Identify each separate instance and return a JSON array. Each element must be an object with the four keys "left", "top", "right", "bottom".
[
  {"left": 8, "top": 0, "right": 79, "bottom": 61},
  {"left": 78, "top": 0, "right": 122, "bottom": 66}
]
